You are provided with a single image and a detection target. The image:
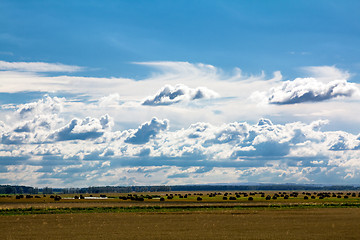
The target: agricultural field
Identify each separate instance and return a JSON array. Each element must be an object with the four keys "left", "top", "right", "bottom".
[{"left": 1, "top": 191, "right": 360, "bottom": 239}]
